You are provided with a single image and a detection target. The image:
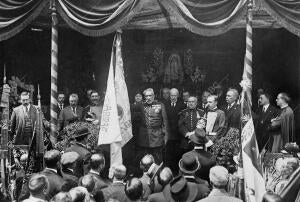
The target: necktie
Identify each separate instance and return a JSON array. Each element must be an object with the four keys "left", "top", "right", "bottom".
[
  {"left": 172, "top": 102, "right": 175, "bottom": 107},
  {"left": 263, "top": 106, "right": 267, "bottom": 113},
  {"left": 72, "top": 107, "right": 76, "bottom": 114}
]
